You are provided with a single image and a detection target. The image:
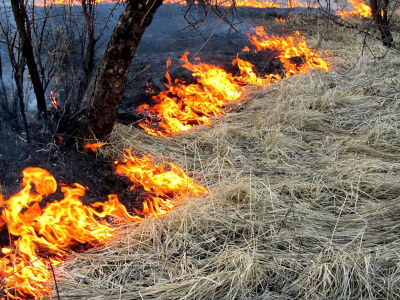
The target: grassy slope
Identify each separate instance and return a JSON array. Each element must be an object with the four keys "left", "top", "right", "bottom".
[{"left": 58, "top": 16, "right": 400, "bottom": 299}]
